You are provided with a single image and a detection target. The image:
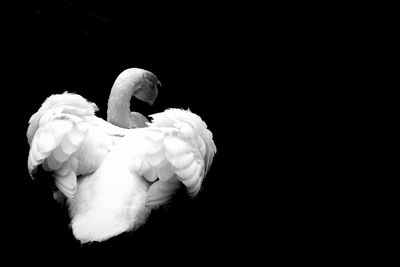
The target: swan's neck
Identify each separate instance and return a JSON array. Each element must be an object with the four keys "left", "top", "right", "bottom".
[
  {"left": 106, "top": 68, "right": 159, "bottom": 129},
  {"left": 107, "top": 85, "right": 133, "bottom": 128}
]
